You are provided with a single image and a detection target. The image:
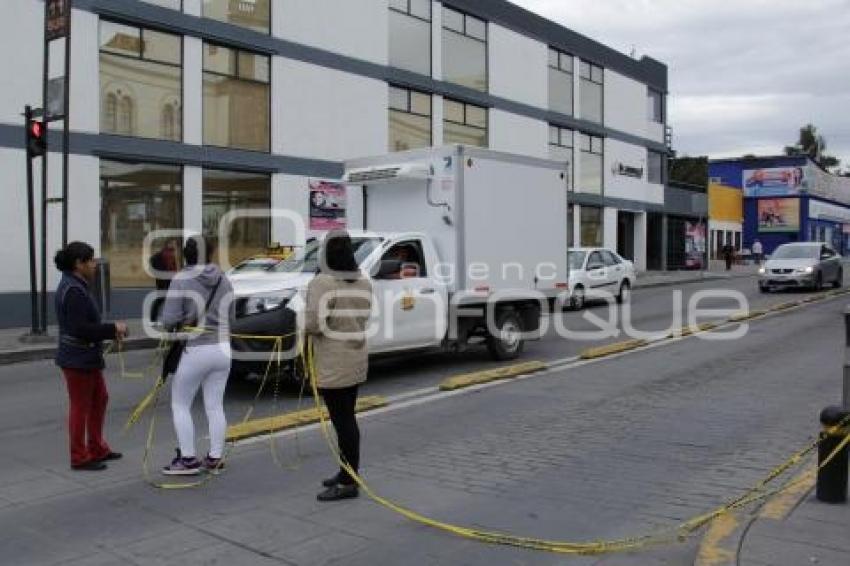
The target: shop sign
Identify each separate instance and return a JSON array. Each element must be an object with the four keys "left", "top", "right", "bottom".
[
  {"left": 613, "top": 162, "right": 643, "bottom": 179},
  {"left": 309, "top": 181, "right": 347, "bottom": 231}
]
